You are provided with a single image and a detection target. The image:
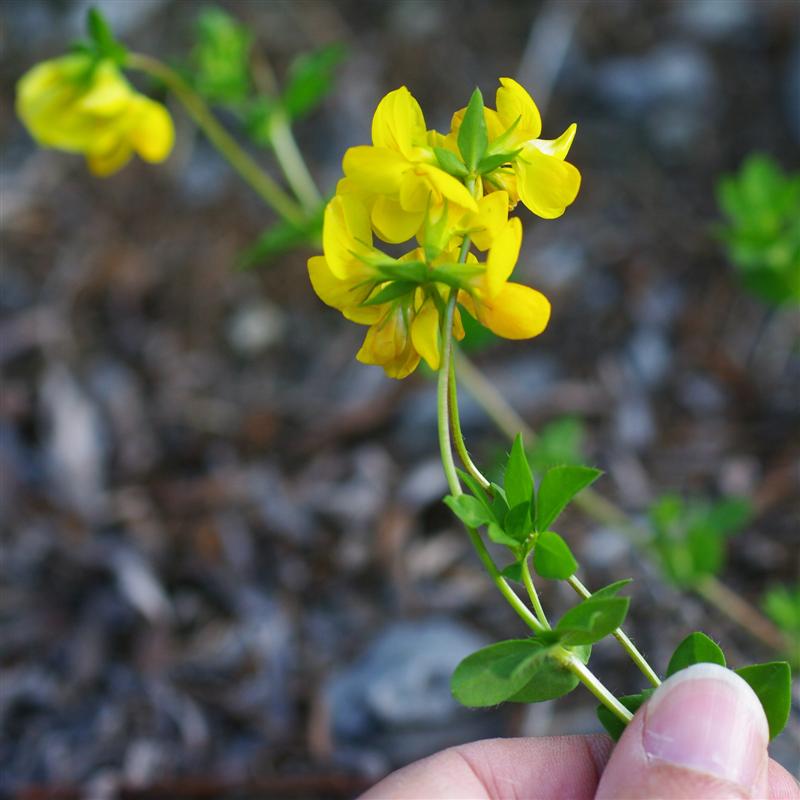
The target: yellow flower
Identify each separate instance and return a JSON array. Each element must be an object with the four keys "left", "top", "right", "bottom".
[
  {"left": 16, "top": 53, "right": 174, "bottom": 176},
  {"left": 342, "top": 86, "right": 477, "bottom": 243},
  {"left": 447, "top": 77, "right": 580, "bottom": 219}
]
